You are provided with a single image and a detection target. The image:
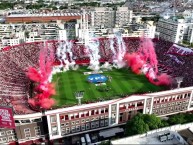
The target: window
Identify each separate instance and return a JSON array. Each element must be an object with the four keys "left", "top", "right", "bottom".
[
  {"left": 86, "top": 123, "right": 90, "bottom": 130},
  {"left": 81, "top": 119, "right": 85, "bottom": 123},
  {"left": 60, "top": 115, "right": 64, "bottom": 120},
  {"left": 8, "top": 136, "right": 15, "bottom": 142},
  {"left": 100, "top": 116, "right": 104, "bottom": 119},
  {"left": 61, "top": 124, "right": 65, "bottom": 127},
  {"left": 0, "top": 132, "right": 5, "bottom": 136},
  {"left": 31, "top": 118, "right": 42, "bottom": 123},
  {"left": 76, "top": 120, "right": 80, "bottom": 124},
  {"left": 50, "top": 116, "right": 56, "bottom": 123},
  {"left": 91, "top": 122, "right": 95, "bottom": 129},
  {"left": 61, "top": 130, "right": 65, "bottom": 136},
  {"left": 65, "top": 115, "right": 69, "bottom": 120},
  {"left": 24, "top": 128, "right": 30, "bottom": 133},
  {"left": 34, "top": 126, "right": 41, "bottom": 136},
  {"left": 71, "top": 121, "right": 75, "bottom": 125},
  {"left": 21, "top": 120, "right": 31, "bottom": 123},
  {"left": 76, "top": 126, "right": 80, "bottom": 132},
  {"left": 14, "top": 120, "right": 20, "bottom": 124},
  {"left": 95, "top": 121, "right": 99, "bottom": 128},
  {"left": 111, "top": 105, "right": 116, "bottom": 111},
  {"left": 71, "top": 127, "right": 76, "bottom": 133},
  {"left": 61, "top": 128, "right": 65, "bottom": 131},
  {"left": 105, "top": 119, "right": 108, "bottom": 126},
  {"left": 2, "top": 137, "right": 7, "bottom": 142},
  {"left": 100, "top": 120, "right": 104, "bottom": 127},
  {"left": 65, "top": 122, "right": 69, "bottom": 126},
  {"left": 51, "top": 126, "right": 58, "bottom": 136},
  {"left": 66, "top": 128, "right": 70, "bottom": 134},
  {"left": 81, "top": 125, "right": 85, "bottom": 131},
  {"left": 24, "top": 128, "right": 31, "bottom": 138},
  {"left": 6, "top": 130, "right": 14, "bottom": 135},
  {"left": 91, "top": 110, "right": 94, "bottom": 115}
]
